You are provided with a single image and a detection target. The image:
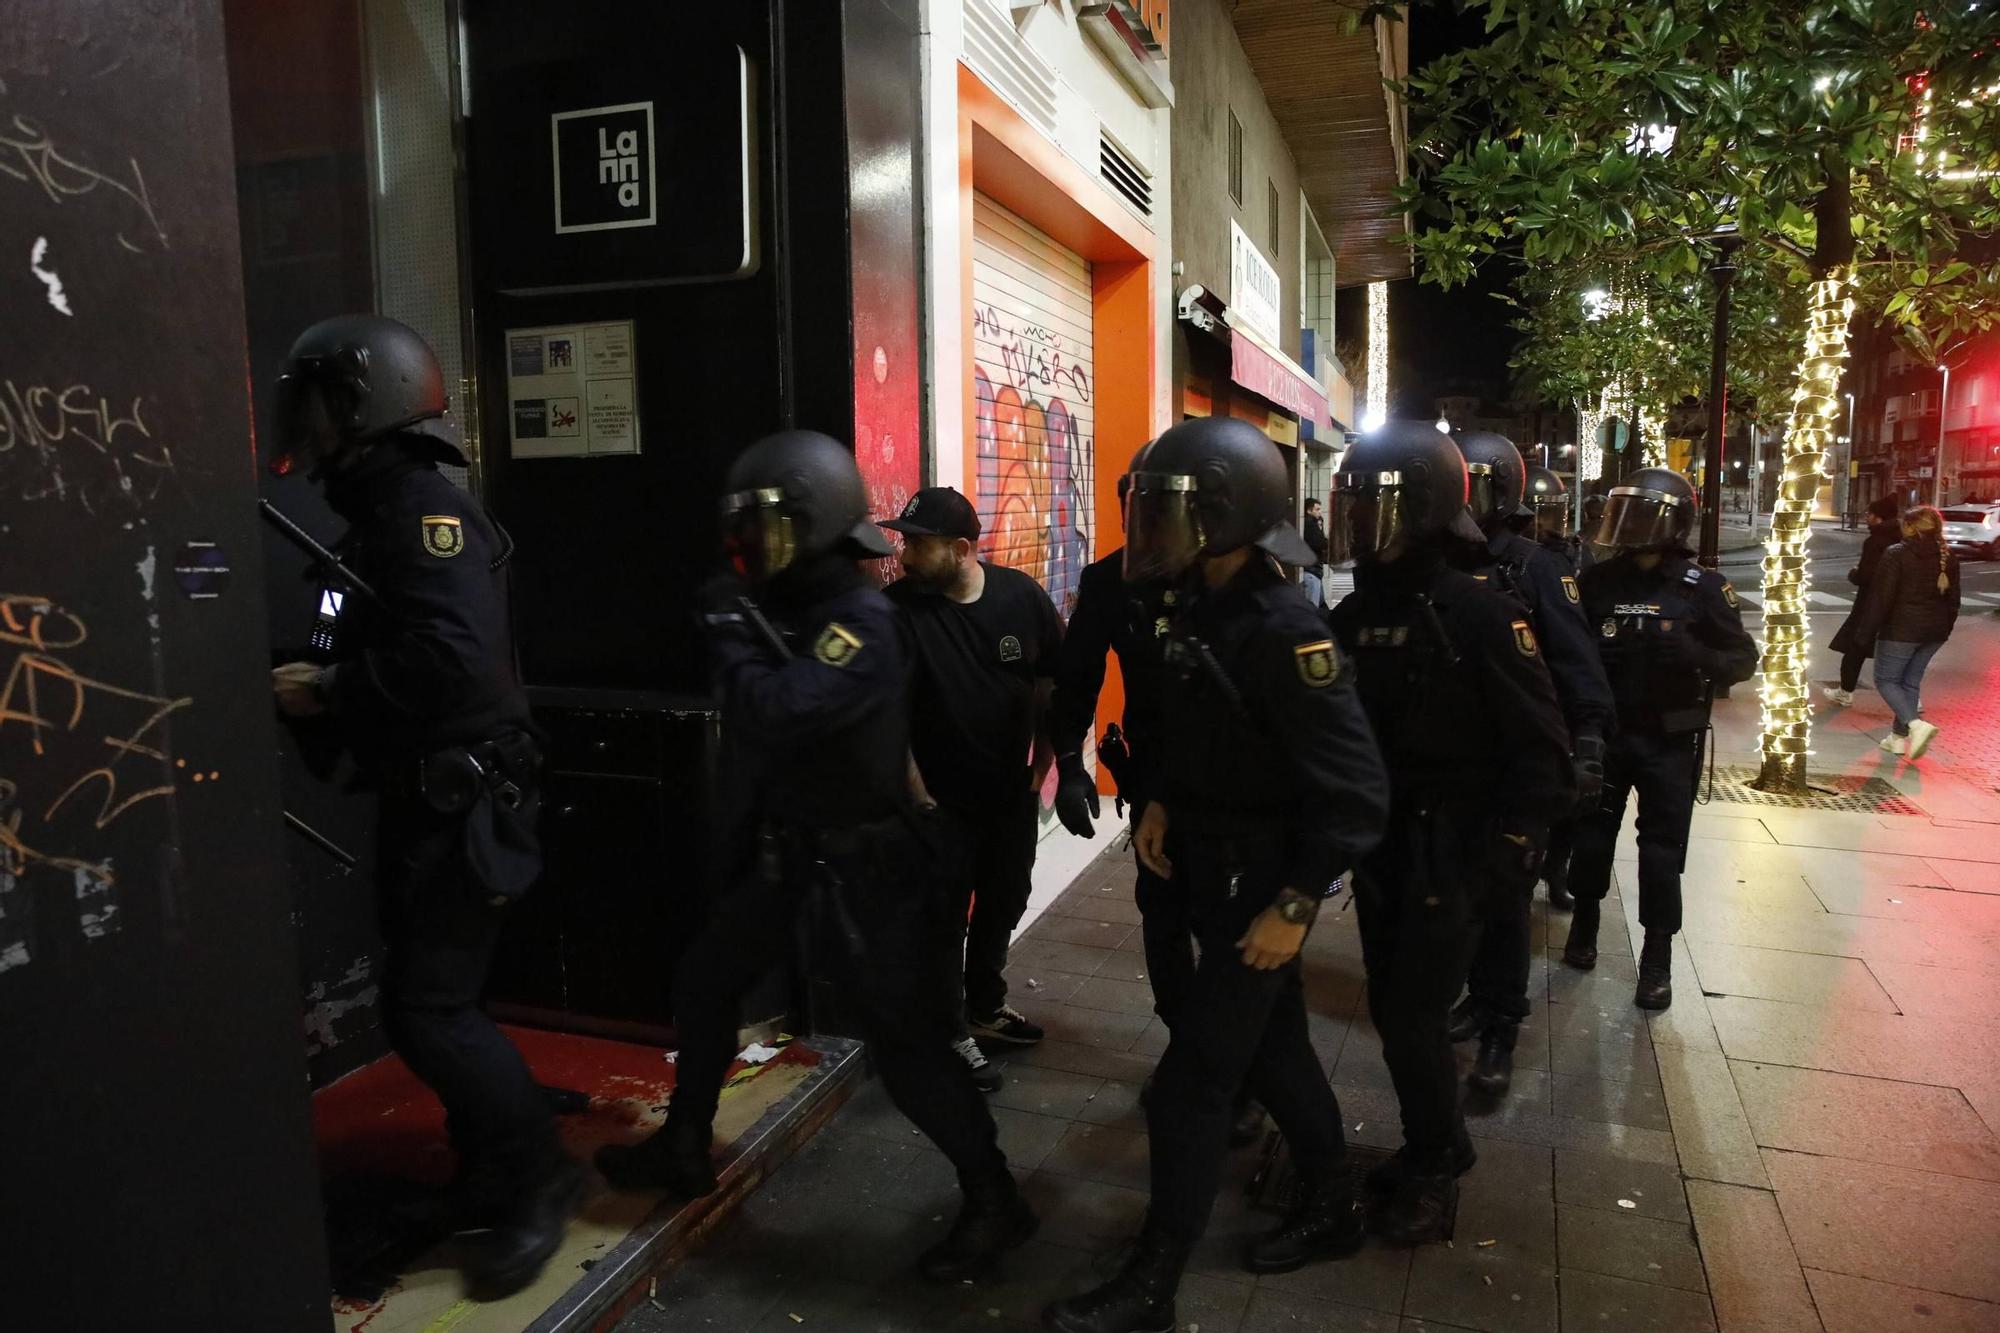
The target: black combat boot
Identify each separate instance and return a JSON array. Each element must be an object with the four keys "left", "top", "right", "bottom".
[
  {"left": 1243, "top": 1176, "right": 1365, "bottom": 1274},
  {"left": 1545, "top": 875, "right": 1575, "bottom": 912},
  {"left": 1370, "top": 1167, "right": 1455, "bottom": 1246},
  {"left": 1364, "top": 1126, "right": 1477, "bottom": 1195},
  {"left": 464, "top": 1155, "right": 589, "bottom": 1298},
  {"left": 593, "top": 1120, "right": 717, "bottom": 1197},
  {"left": 1042, "top": 1229, "right": 1187, "bottom": 1333},
  {"left": 1228, "top": 1095, "right": 1268, "bottom": 1148},
  {"left": 1562, "top": 900, "right": 1600, "bottom": 970},
  {"left": 1446, "top": 996, "right": 1491, "bottom": 1043},
  {"left": 1635, "top": 932, "right": 1674, "bottom": 1010},
  {"left": 918, "top": 1173, "right": 1038, "bottom": 1282},
  {"left": 1468, "top": 1022, "right": 1517, "bottom": 1097}
]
